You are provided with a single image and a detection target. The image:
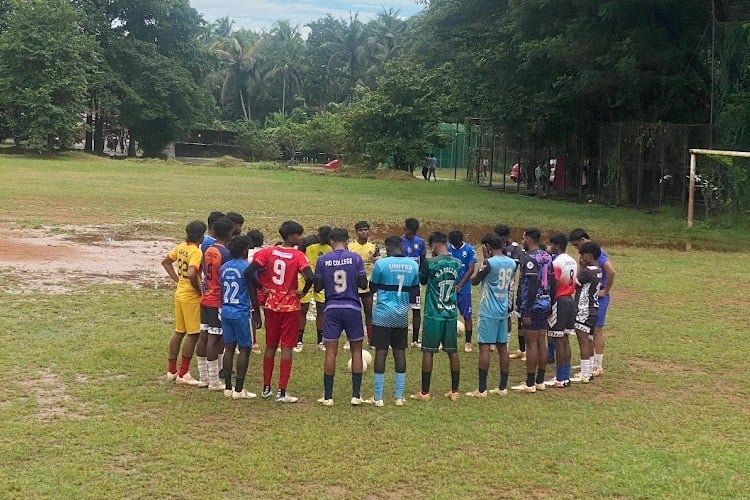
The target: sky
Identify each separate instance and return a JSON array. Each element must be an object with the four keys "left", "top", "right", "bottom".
[{"left": 189, "top": 0, "right": 424, "bottom": 33}]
